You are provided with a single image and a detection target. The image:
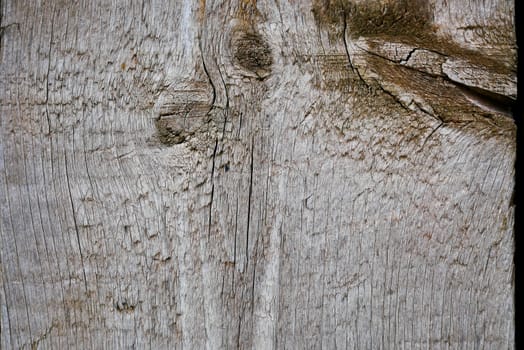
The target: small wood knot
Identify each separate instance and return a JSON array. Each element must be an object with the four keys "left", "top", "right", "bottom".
[
  {"left": 233, "top": 31, "right": 273, "bottom": 79},
  {"left": 154, "top": 84, "right": 213, "bottom": 146}
]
